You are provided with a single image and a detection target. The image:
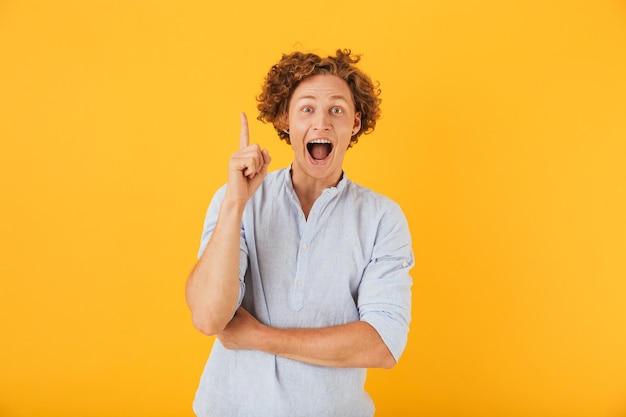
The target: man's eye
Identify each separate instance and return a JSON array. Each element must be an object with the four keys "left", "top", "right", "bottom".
[
  {"left": 302, "top": 107, "right": 313, "bottom": 113},
  {"left": 331, "top": 107, "right": 343, "bottom": 114}
]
